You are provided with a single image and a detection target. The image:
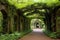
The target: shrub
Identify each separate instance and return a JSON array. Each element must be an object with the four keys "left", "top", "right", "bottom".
[
  {"left": 0, "top": 29, "right": 32, "bottom": 40},
  {"left": 44, "top": 30, "right": 60, "bottom": 38}
]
